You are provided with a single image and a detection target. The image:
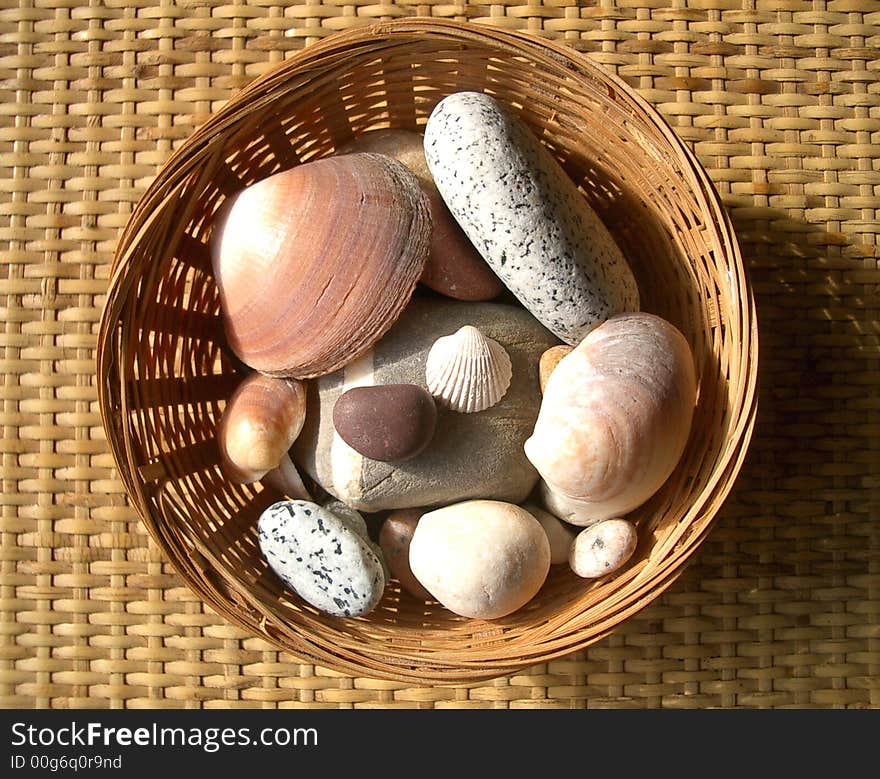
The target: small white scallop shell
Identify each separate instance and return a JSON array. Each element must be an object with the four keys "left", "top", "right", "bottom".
[{"left": 425, "top": 325, "right": 512, "bottom": 413}]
